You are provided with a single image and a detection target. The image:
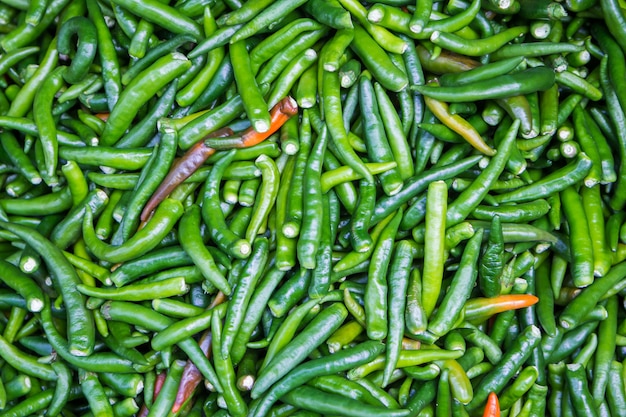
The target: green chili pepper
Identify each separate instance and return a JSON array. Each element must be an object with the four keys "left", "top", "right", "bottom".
[
  {"left": 82, "top": 198, "right": 184, "bottom": 264},
  {"left": 467, "top": 325, "right": 542, "bottom": 411},
  {"left": 252, "top": 341, "right": 384, "bottom": 417},
  {"left": 221, "top": 238, "right": 269, "bottom": 359},
  {"left": 446, "top": 118, "right": 520, "bottom": 226},
  {"left": 414, "top": 67, "right": 555, "bottom": 102},
  {"left": 252, "top": 302, "right": 348, "bottom": 398}
]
